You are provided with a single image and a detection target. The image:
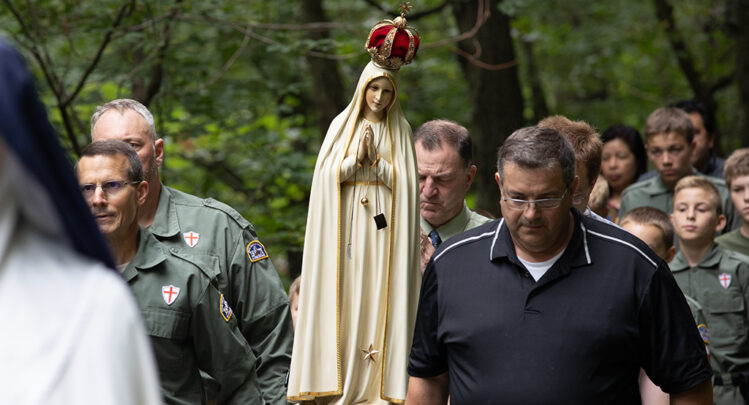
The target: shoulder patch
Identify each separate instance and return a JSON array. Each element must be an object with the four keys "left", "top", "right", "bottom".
[
  {"left": 246, "top": 241, "right": 269, "bottom": 262},
  {"left": 220, "top": 293, "right": 233, "bottom": 322},
  {"left": 697, "top": 323, "right": 710, "bottom": 357}
]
